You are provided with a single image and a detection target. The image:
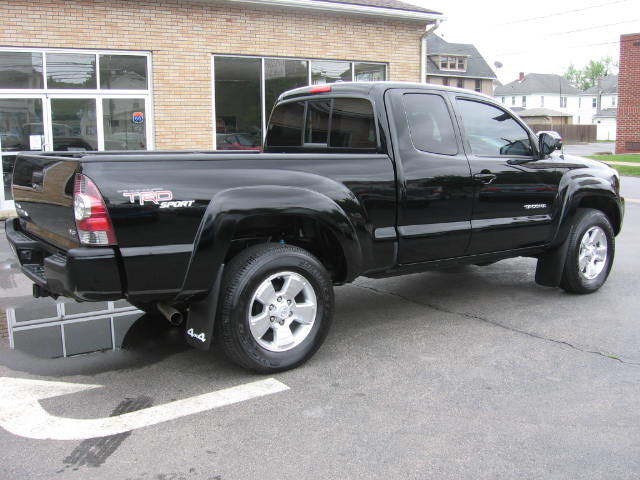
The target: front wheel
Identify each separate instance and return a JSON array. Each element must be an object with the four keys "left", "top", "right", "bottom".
[
  {"left": 217, "top": 243, "right": 334, "bottom": 373},
  {"left": 560, "top": 208, "right": 615, "bottom": 294}
]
